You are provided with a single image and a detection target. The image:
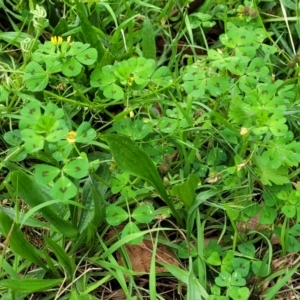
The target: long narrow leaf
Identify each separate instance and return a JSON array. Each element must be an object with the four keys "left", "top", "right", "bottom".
[
  {"left": 11, "top": 170, "right": 79, "bottom": 239},
  {"left": 142, "top": 17, "right": 156, "bottom": 60},
  {"left": 102, "top": 134, "right": 182, "bottom": 225},
  {"left": 43, "top": 235, "right": 75, "bottom": 278},
  {"left": 75, "top": 0, "right": 104, "bottom": 61},
  {"left": 0, "top": 212, "right": 47, "bottom": 270},
  {"left": 0, "top": 278, "right": 62, "bottom": 293}
]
